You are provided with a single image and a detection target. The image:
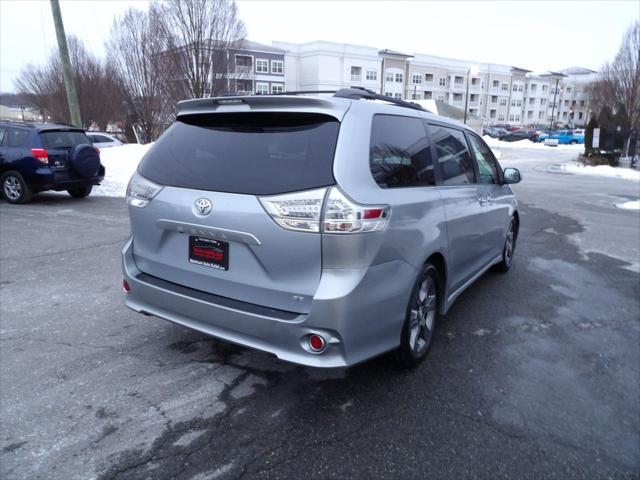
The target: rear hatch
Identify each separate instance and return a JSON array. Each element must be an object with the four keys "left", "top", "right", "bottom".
[
  {"left": 39, "top": 129, "right": 91, "bottom": 170},
  {"left": 130, "top": 111, "right": 342, "bottom": 314}
]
